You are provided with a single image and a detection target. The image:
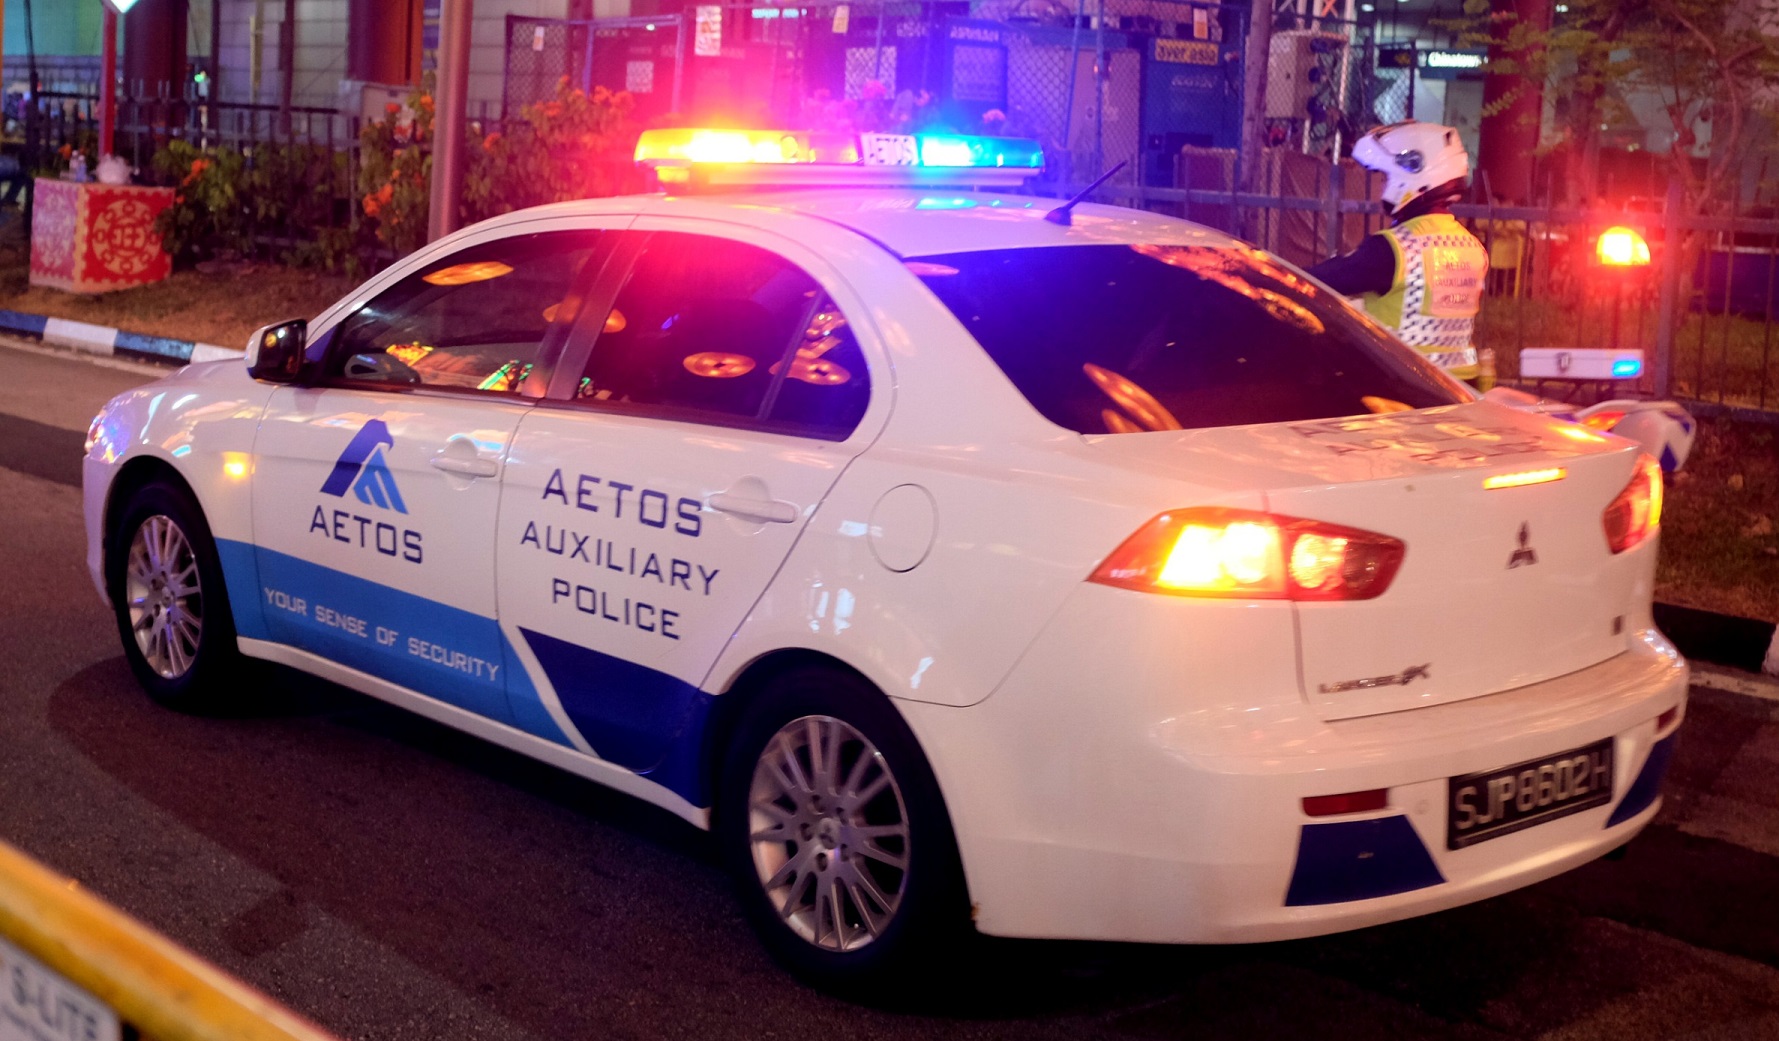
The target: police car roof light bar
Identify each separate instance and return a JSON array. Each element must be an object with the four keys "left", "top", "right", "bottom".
[{"left": 634, "top": 128, "right": 1044, "bottom": 191}]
